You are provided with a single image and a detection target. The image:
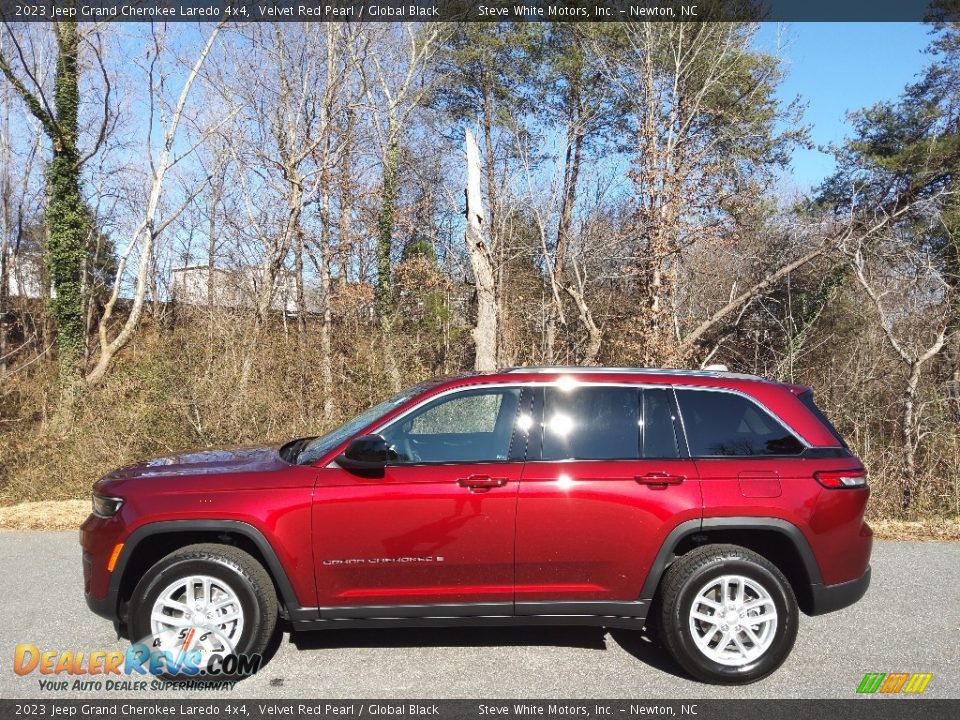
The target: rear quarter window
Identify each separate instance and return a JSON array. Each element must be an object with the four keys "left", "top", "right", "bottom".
[
  {"left": 675, "top": 389, "right": 804, "bottom": 457},
  {"left": 798, "top": 390, "right": 849, "bottom": 448}
]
